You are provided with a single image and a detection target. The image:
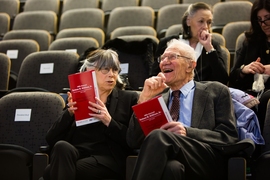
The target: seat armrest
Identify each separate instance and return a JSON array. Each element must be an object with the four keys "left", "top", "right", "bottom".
[
  {"left": 32, "top": 153, "right": 49, "bottom": 180},
  {"left": 126, "top": 156, "right": 138, "bottom": 180},
  {"left": 228, "top": 157, "right": 246, "bottom": 180},
  {"left": 213, "top": 138, "right": 255, "bottom": 157}
]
